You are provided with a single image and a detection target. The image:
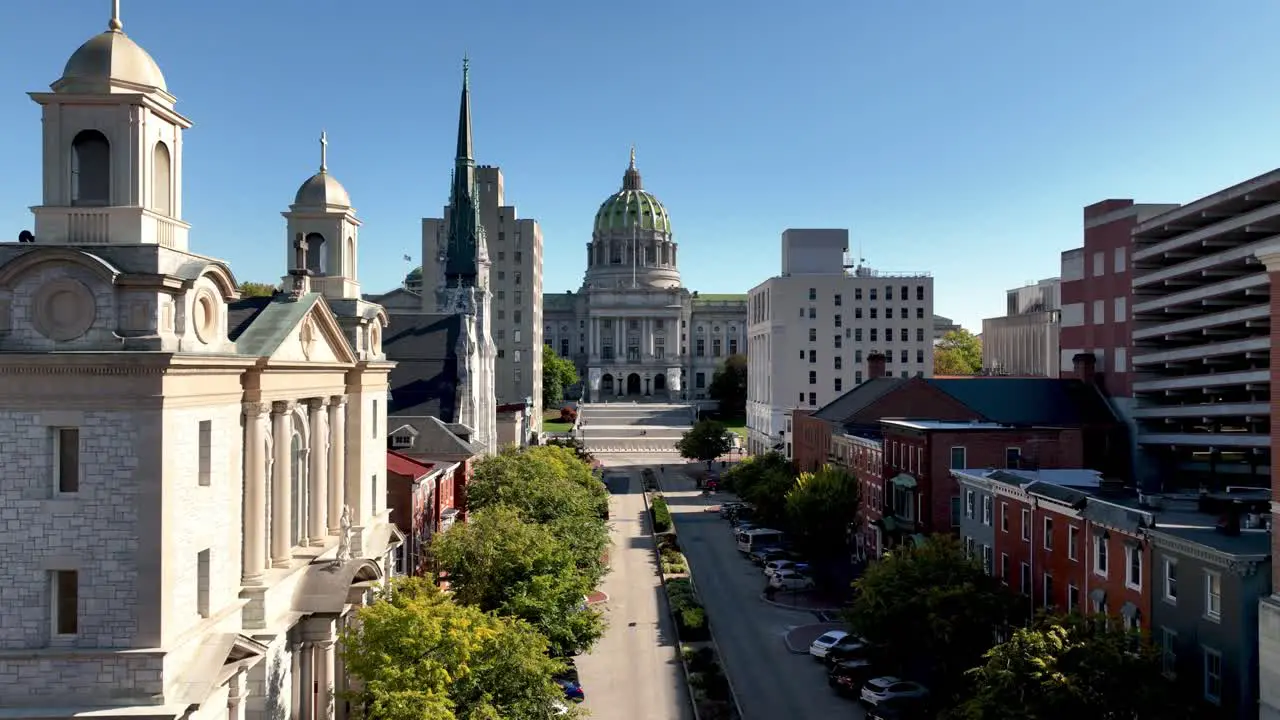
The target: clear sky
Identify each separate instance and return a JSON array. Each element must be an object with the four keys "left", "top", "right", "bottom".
[{"left": 3, "top": 1, "right": 1280, "bottom": 331}]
